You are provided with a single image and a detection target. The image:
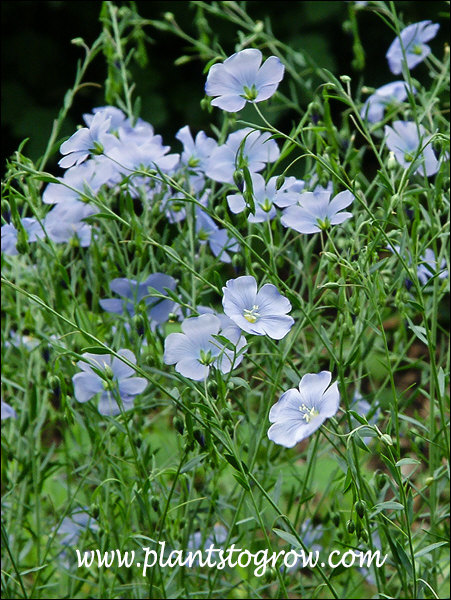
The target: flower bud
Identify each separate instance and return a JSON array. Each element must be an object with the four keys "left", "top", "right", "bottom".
[
  {"left": 150, "top": 496, "right": 160, "bottom": 513},
  {"left": 173, "top": 415, "right": 184, "bottom": 435},
  {"left": 380, "top": 433, "right": 393, "bottom": 446},
  {"left": 133, "top": 314, "right": 145, "bottom": 336},
  {"left": 355, "top": 500, "right": 366, "bottom": 519},
  {"left": 376, "top": 473, "right": 386, "bottom": 490},
  {"left": 48, "top": 375, "right": 61, "bottom": 403},
  {"left": 91, "top": 504, "right": 100, "bottom": 519},
  {"left": 332, "top": 512, "right": 341, "bottom": 527},
  {"left": 233, "top": 170, "right": 245, "bottom": 192},
  {"left": 193, "top": 428, "right": 206, "bottom": 448},
  {"left": 275, "top": 174, "right": 286, "bottom": 190},
  {"left": 387, "top": 151, "right": 398, "bottom": 170},
  {"left": 346, "top": 519, "right": 356, "bottom": 534}
]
